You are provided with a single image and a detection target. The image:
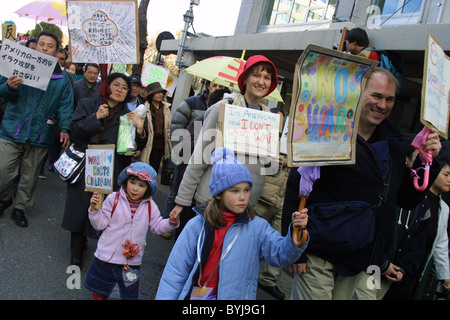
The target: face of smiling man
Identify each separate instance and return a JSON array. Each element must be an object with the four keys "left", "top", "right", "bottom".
[{"left": 358, "top": 70, "right": 397, "bottom": 140}]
